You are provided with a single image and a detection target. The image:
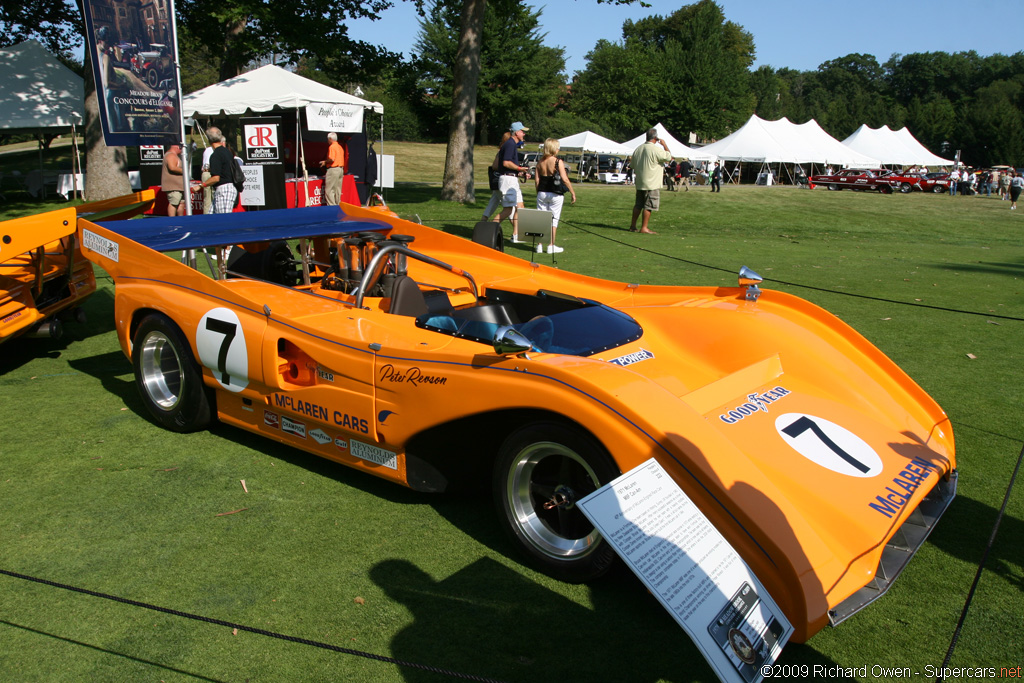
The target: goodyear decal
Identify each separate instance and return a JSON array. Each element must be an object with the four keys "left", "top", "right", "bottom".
[
  {"left": 282, "top": 416, "right": 306, "bottom": 439},
  {"left": 272, "top": 393, "right": 369, "bottom": 433},
  {"left": 868, "top": 457, "right": 941, "bottom": 518},
  {"left": 608, "top": 348, "right": 655, "bottom": 367},
  {"left": 1, "top": 311, "right": 23, "bottom": 324},
  {"left": 317, "top": 366, "right": 335, "bottom": 382},
  {"left": 350, "top": 440, "right": 398, "bottom": 470},
  {"left": 82, "top": 228, "right": 119, "bottom": 262},
  {"left": 719, "top": 387, "right": 791, "bottom": 424},
  {"left": 310, "top": 428, "right": 331, "bottom": 445}
]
